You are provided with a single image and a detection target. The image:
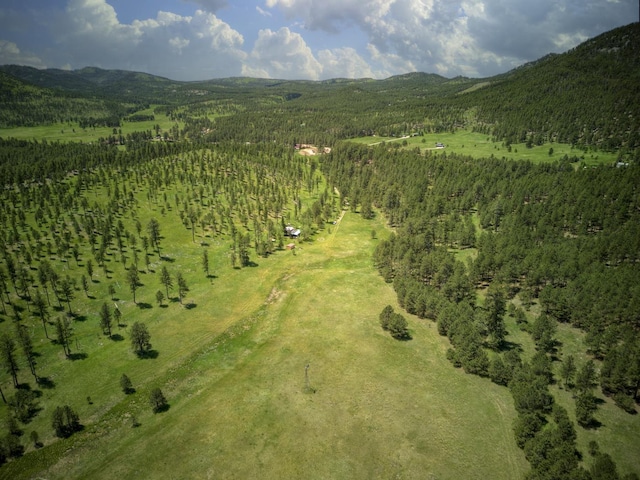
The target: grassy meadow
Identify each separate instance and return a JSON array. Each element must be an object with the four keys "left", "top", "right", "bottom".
[
  {"left": 1, "top": 135, "right": 638, "bottom": 479},
  {"left": 0, "top": 107, "right": 178, "bottom": 143},
  {"left": 351, "top": 130, "right": 620, "bottom": 166},
  {"left": 2, "top": 198, "right": 531, "bottom": 479}
]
